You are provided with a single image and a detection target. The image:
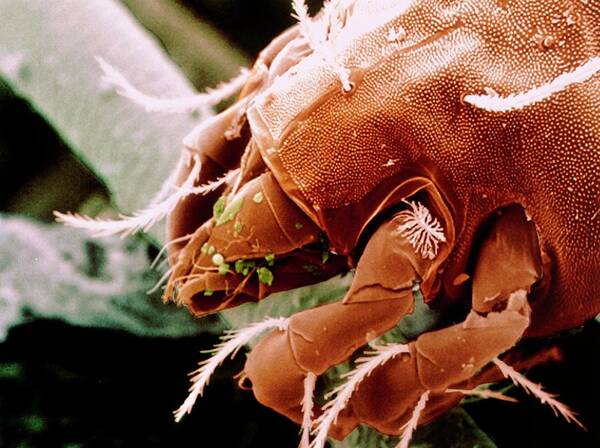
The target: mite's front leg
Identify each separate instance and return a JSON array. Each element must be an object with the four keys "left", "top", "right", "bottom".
[
  {"left": 168, "top": 25, "right": 308, "bottom": 258},
  {"left": 167, "top": 101, "right": 252, "bottom": 257},
  {"left": 165, "top": 171, "right": 349, "bottom": 311},
  {"left": 244, "top": 206, "right": 450, "bottom": 438}
]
